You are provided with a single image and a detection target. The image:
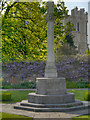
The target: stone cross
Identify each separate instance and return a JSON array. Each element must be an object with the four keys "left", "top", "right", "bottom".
[
  {"left": 45, "top": 1, "right": 57, "bottom": 78},
  {"left": 88, "top": 1, "right": 90, "bottom": 49},
  {"left": 14, "top": 1, "right": 83, "bottom": 112}
]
